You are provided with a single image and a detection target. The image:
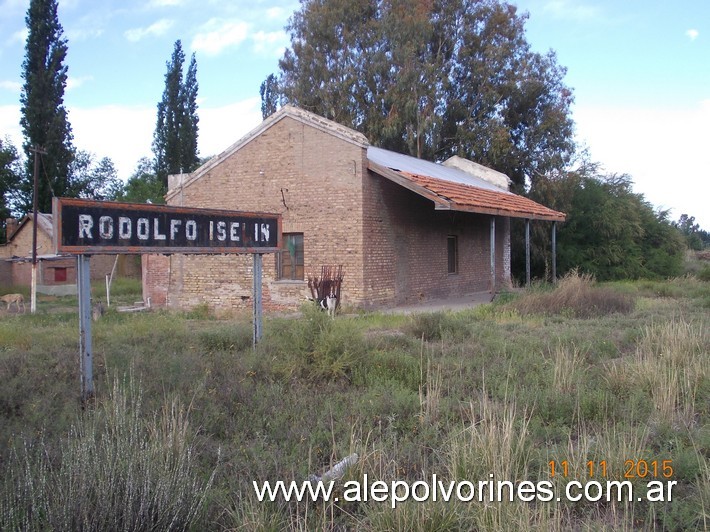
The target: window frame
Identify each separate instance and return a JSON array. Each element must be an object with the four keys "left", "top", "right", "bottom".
[
  {"left": 447, "top": 235, "right": 459, "bottom": 275},
  {"left": 277, "top": 232, "right": 305, "bottom": 281}
]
